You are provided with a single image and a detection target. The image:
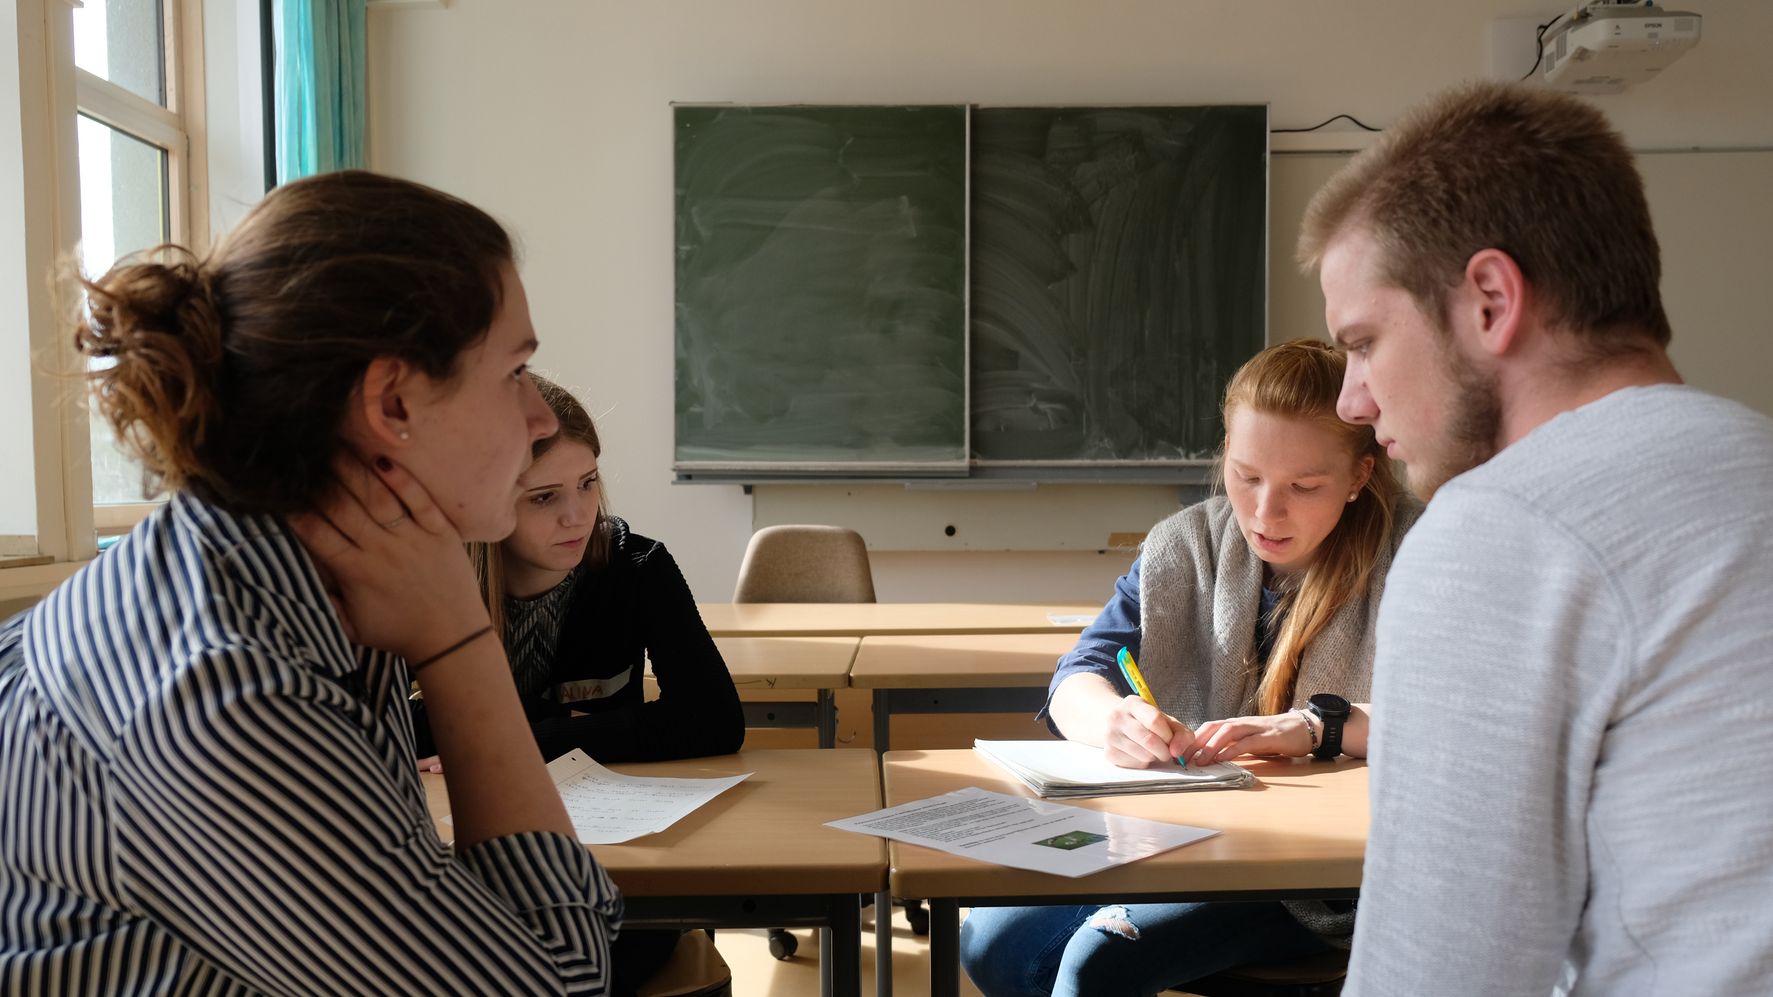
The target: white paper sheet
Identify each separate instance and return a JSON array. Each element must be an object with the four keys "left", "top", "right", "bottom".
[
  {"left": 440, "top": 750, "right": 749, "bottom": 845},
  {"left": 975, "top": 739, "right": 1255, "bottom": 798},
  {"left": 827, "top": 786, "right": 1219, "bottom": 878}
]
